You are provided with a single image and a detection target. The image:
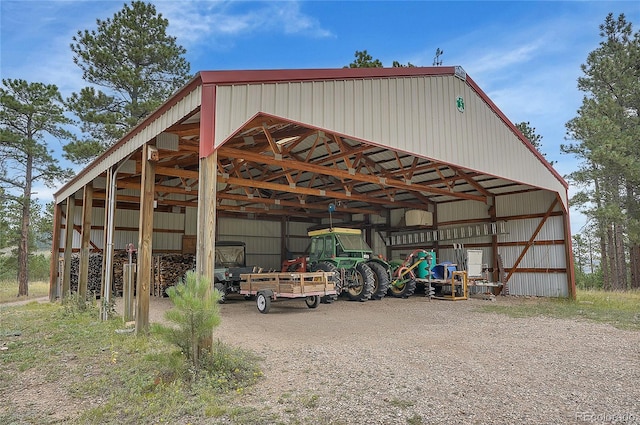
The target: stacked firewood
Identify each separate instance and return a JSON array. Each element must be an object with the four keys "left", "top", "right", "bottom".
[
  {"left": 112, "top": 250, "right": 136, "bottom": 295},
  {"left": 66, "top": 252, "right": 196, "bottom": 297},
  {"left": 153, "top": 254, "right": 196, "bottom": 296},
  {"left": 69, "top": 253, "right": 103, "bottom": 295}
]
